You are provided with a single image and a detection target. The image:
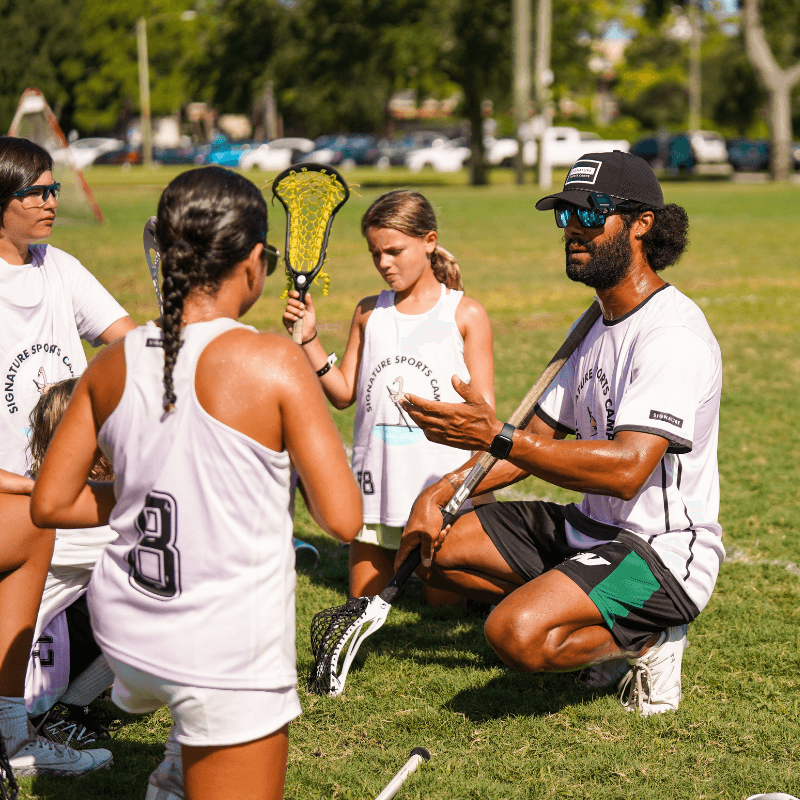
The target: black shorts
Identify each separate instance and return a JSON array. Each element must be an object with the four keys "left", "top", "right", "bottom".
[{"left": 474, "top": 501, "right": 698, "bottom": 652}]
